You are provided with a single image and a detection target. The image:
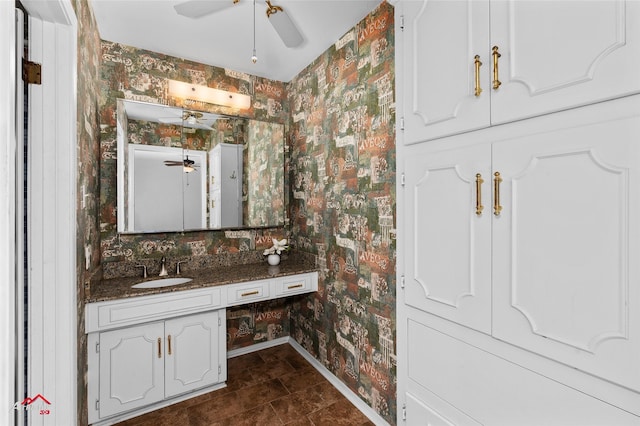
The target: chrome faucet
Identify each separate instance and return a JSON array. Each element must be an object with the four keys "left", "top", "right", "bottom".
[
  {"left": 159, "top": 256, "right": 168, "bottom": 277},
  {"left": 136, "top": 264, "right": 148, "bottom": 278}
]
